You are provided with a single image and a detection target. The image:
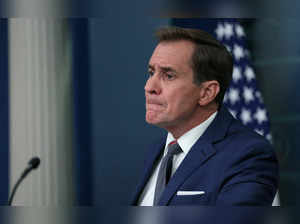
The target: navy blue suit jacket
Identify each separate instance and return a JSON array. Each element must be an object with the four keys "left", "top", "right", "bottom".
[{"left": 131, "top": 106, "right": 278, "bottom": 206}]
